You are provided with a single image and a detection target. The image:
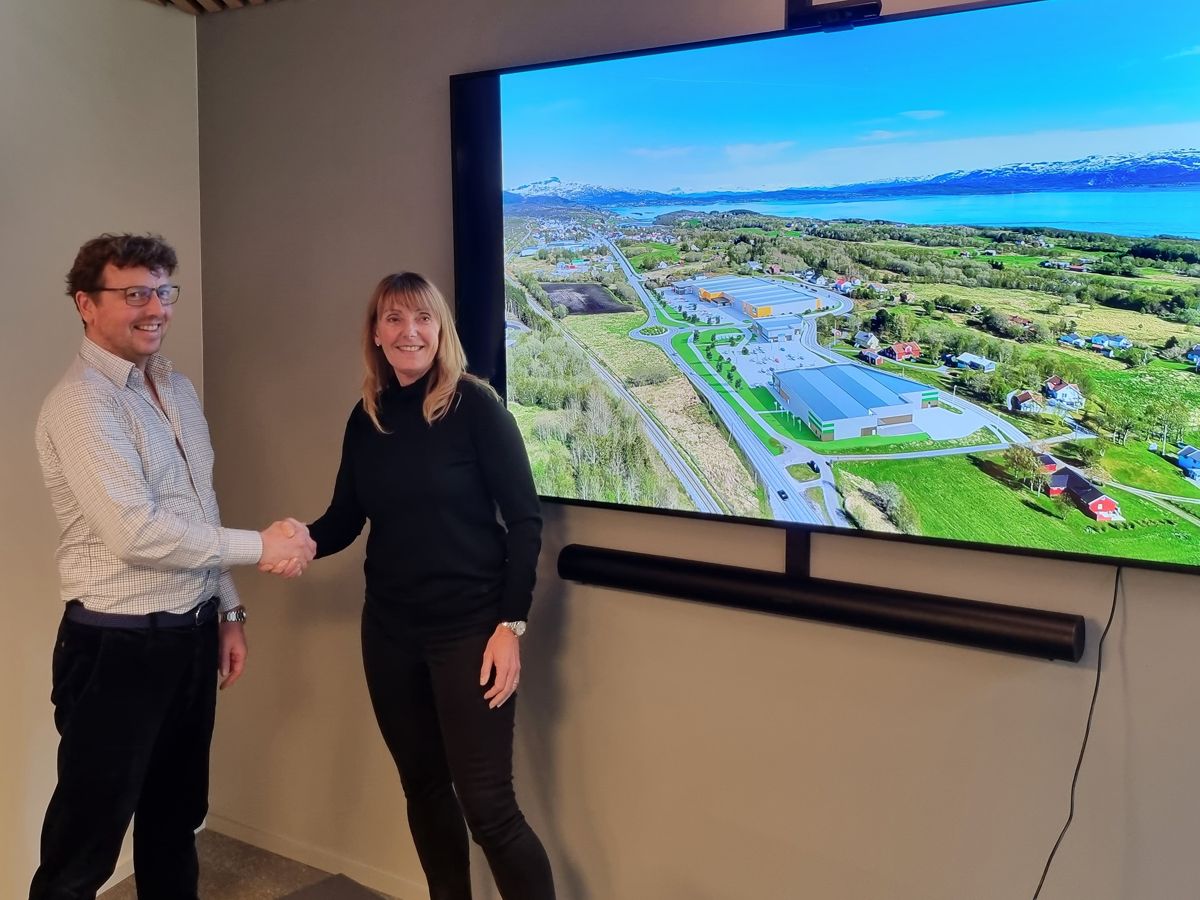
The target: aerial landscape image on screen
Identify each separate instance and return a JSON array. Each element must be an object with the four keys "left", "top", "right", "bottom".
[{"left": 499, "top": 0, "right": 1200, "bottom": 566}]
